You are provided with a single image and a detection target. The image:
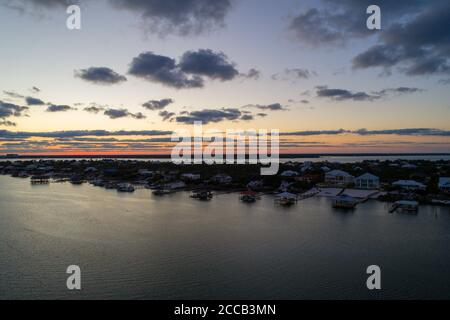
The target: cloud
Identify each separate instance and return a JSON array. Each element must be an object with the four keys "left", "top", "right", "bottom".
[
  {"left": 0, "top": 120, "right": 16, "bottom": 127},
  {"left": 142, "top": 98, "right": 174, "bottom": 110},
  {"left": 31, "top": 86, "right": 41, "bottom": 93},
  {"left": 108, "top": 0, "right": 233, "bottom": 36},
  {"left": 248, "top": 103, "right": 288, "bottom": 111},
  {"left": 0, "top": 129, "right": 173, "bottom": 139},
  {"left": 75, "top": 67, "right": 127, "bottom": 85},
  {"left": 128, "top": 51, "right": 204, "bottom": 89},
  {"left": 128, "top": 49, "right": 243, "bottom": 89},
  {"left": 281, "top": 129, "right": 349, "bottom": 136},
  {"left": 241, "top": 68, "right": 261, "bottom": 80},
  {"left": 83, "top": 105, "right": 105, "bottom": 113},
  {"left": 3, "top": 91, "right": 24, "bottom": 99},
  {"left": 375, "top": 87, "right": 424, "bottom": 96},
  {"left": 353, "top": 128, "right": 450, "bottom": 137},
  {"left": 104, "top": 108, "right": 146, "bottom": 119},
  {"left": 240, "top": 114, "right": 253, "bottom": 121},
  {"left": 25, "top": 96, "right": 45, "bottom": 105},
  {"left": 175, "top": 108, "right": 243, "bottom": 124},
  {"left": 179, "top": 49, "right": 239, "bottom": 81},
  {"left": 159, "top": 110, "right": 176, "bottom": 121},
  {"left": 0, "top": 100, "right": 29, "bottom": 118},
  {"left": 315, "top": 86, "right": 380, "bottom": 102},
  {"left": 271, "top": 68, "right": 316, "bottom": 81},
  {"left": 352, "top": 1, "right": 450, "bottom": 76},
  {"left": 288, "top": 1, "right": 432, "bottom": 47},
  {"left": 46, "top": 104, "right": 75, "bottom": 112}
]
